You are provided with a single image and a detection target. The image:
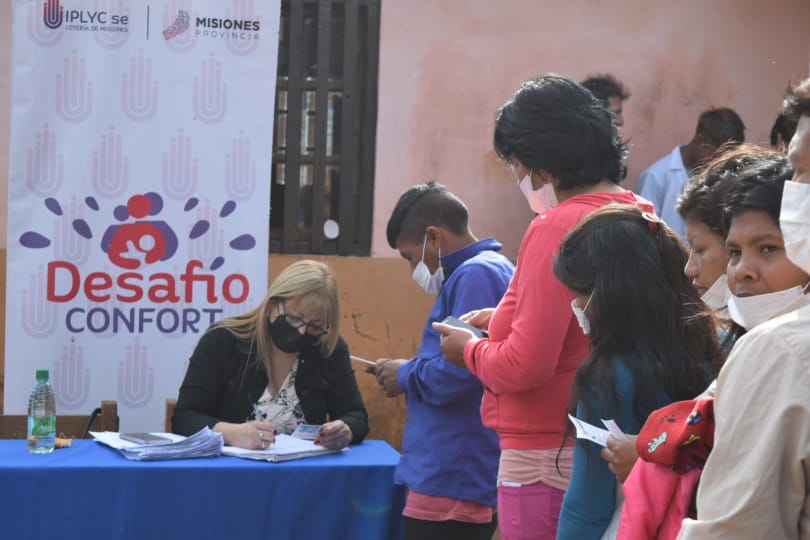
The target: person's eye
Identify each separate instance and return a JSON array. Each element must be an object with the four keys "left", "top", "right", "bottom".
[
  {"left": 727, "top": 248, "right": 741, "bottom": 259},
  {"left": 761, "top": 245, "right": 781, "bottom": 254}
]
